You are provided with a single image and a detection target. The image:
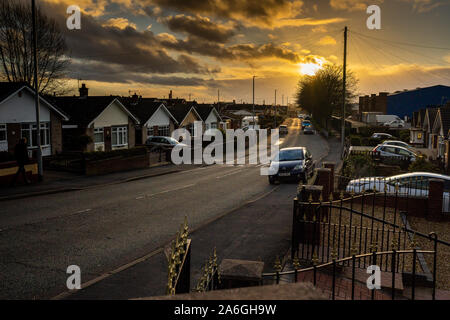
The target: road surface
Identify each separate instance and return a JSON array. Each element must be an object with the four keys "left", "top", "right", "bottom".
[{"left": 0, "top": 118, "right": 330, "bottom": 299}]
